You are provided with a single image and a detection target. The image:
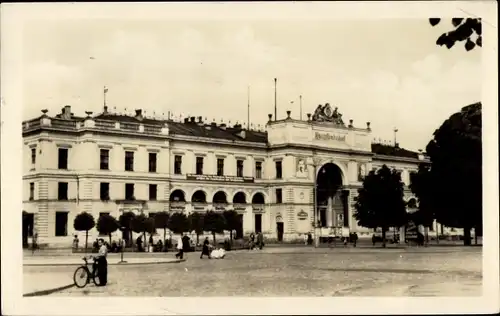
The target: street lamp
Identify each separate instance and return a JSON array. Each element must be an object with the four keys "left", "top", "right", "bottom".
[{"left": 118, "top": 226, "right": 127, "bottom": 264}]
